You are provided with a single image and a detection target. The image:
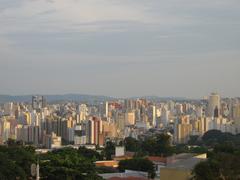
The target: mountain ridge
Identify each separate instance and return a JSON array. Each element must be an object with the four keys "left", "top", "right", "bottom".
[{"left": 0, "top": 94, "right": 191, "bottom": 103}]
